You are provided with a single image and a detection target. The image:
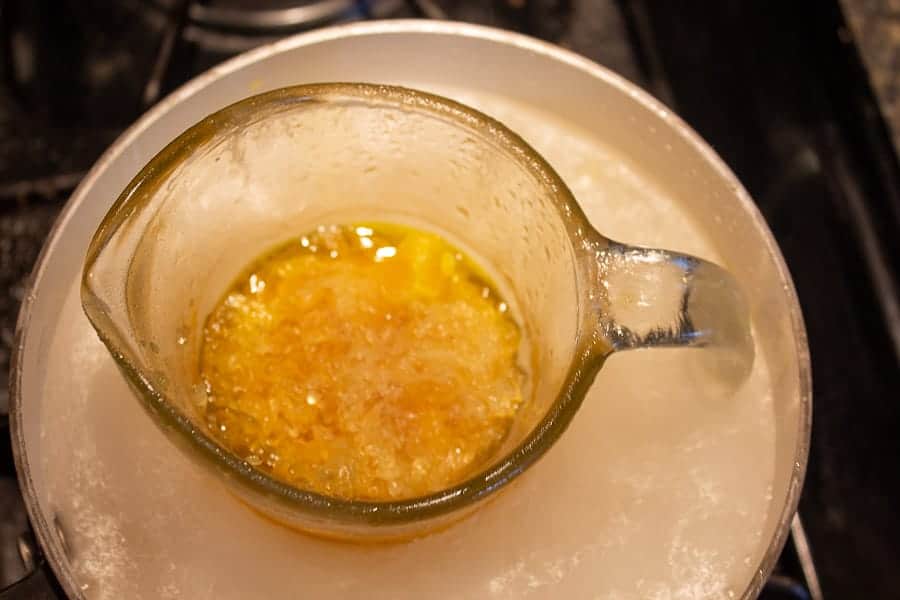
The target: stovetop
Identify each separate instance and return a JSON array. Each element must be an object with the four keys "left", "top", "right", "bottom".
[{"left": 2, "top": 1, "right": 899, "bottom": 598}]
